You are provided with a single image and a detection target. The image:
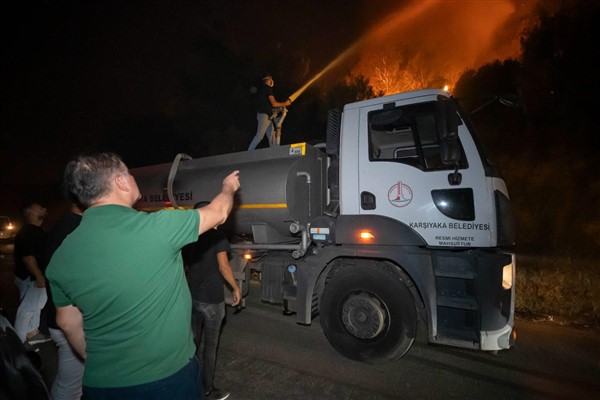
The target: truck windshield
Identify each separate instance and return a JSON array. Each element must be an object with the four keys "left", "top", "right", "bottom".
[{"left": 368, "top": 101, "right": 467, "bottom": 171}]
